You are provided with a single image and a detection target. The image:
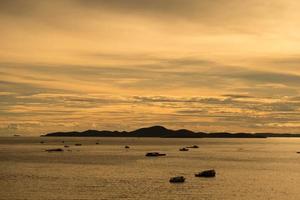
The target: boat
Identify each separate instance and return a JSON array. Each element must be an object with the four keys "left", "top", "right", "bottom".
[
  {"left": 45, "top": 148, "right": 64, "bottom": 152},
  {"left": 179, "top": 147, "right": 189, "bottom": 151},
  {"left": 145, "top": 152, "right": 166, "bottom": 157},
  {"left": 195, "top": 169, "right": 216, "bottom": 177},
  {"left": 169, "top": 176, "right": 185, "bottom": 183}
]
